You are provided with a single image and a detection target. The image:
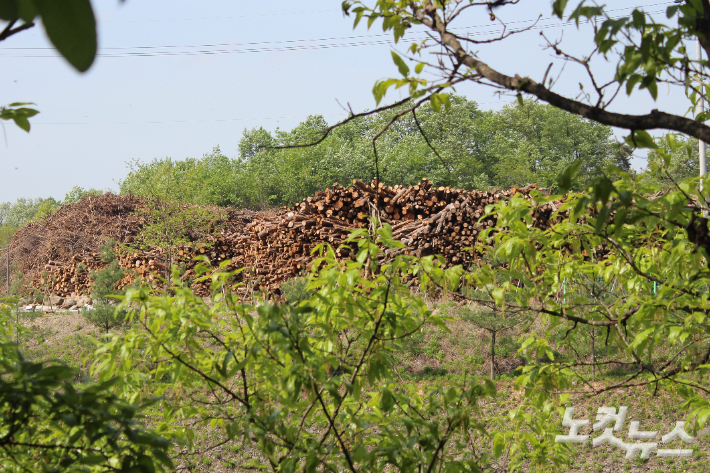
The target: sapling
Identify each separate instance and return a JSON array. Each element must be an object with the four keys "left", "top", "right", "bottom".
[
  {"left": 82, "top": 240, "right": 128, "bottom": 333},
  {"left": 456, "top": 298, "right": 529, "bottom": 380}
]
